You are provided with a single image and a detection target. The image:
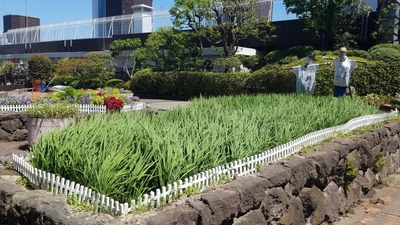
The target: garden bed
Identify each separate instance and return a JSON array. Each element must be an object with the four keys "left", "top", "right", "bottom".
[{"left": 28, "top": 94, "right": 382, "bottom": 205}]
